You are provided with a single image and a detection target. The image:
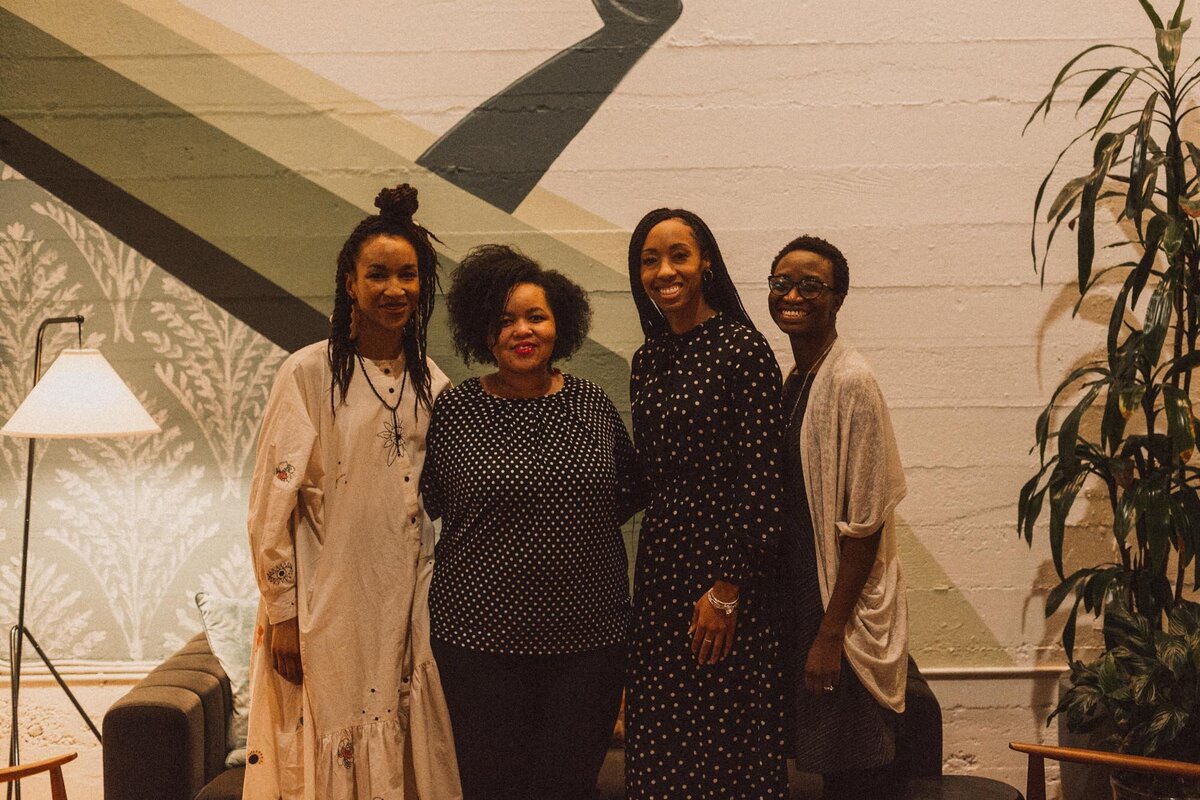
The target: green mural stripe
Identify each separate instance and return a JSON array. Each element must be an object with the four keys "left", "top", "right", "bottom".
[
  {"left": 9, "top": 0, "right": 636, "bottom": 321},
  {"left": 897, "top": 520, "right": 1013, "bottom": 667},
  {"left": 0, "top": 114, "right": 327, "bottom": 352},
  {"left": 0, "top": 6, "right": 372, "bottom": 315}
]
